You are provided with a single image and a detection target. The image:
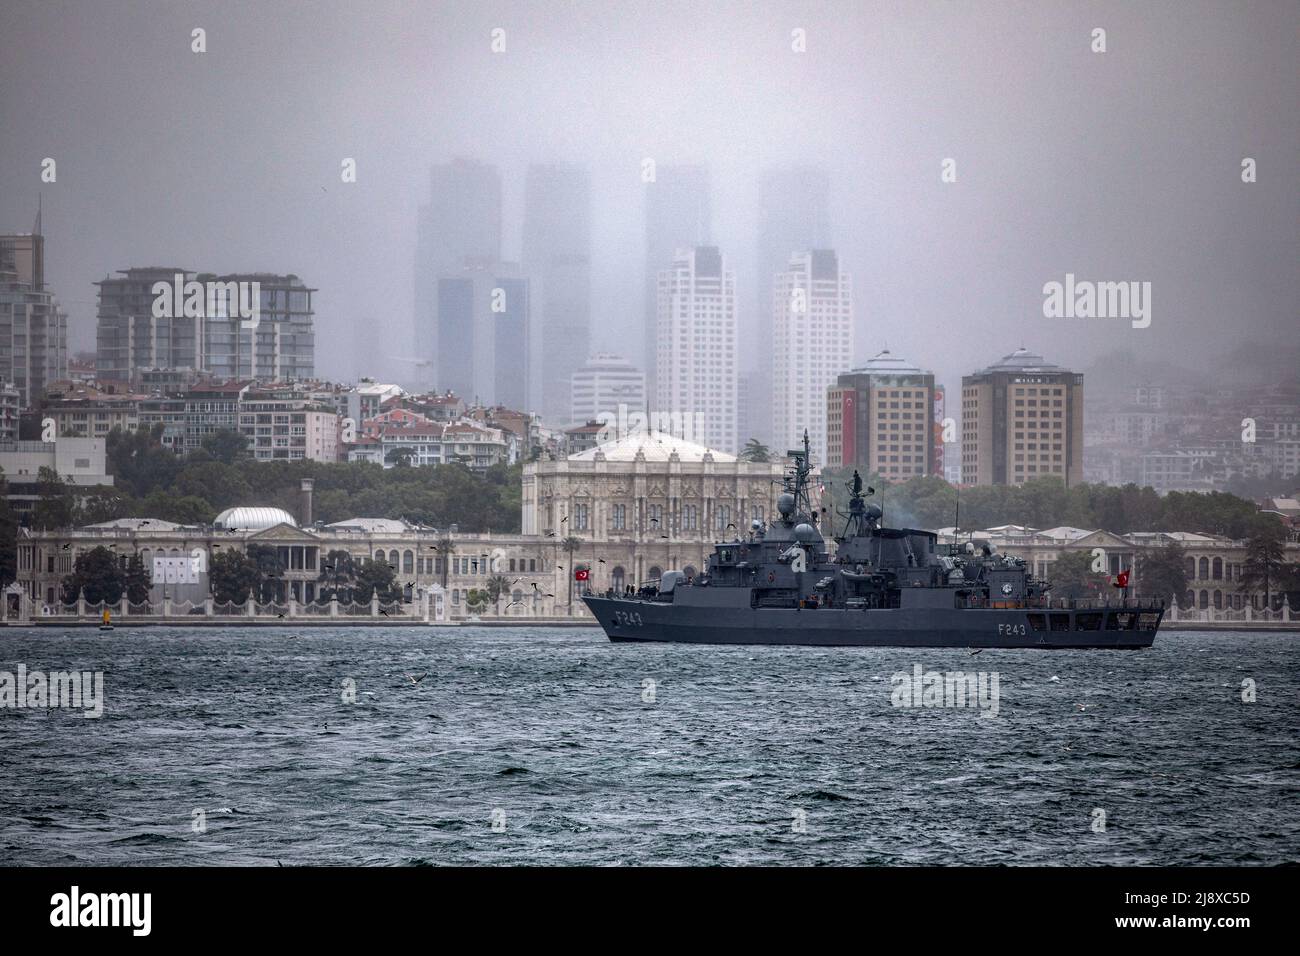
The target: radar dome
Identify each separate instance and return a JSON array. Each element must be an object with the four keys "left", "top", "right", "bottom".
[
  {"left": 794, "top": 523, "right": 817, "bottom": 542},
  {"left": 777, "top": 493, "right": 796, "bottom": 517}
]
